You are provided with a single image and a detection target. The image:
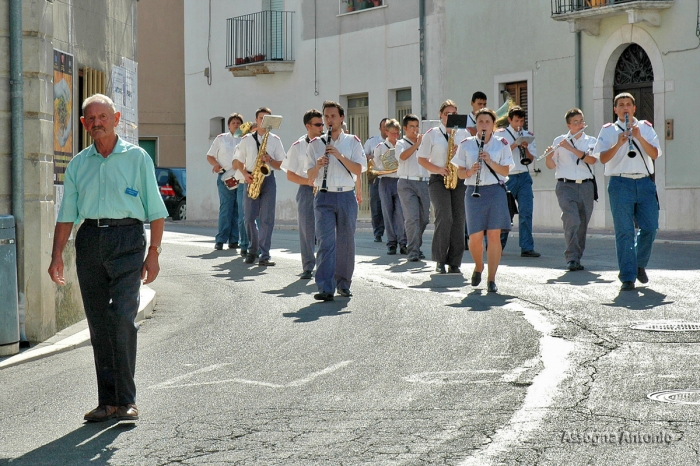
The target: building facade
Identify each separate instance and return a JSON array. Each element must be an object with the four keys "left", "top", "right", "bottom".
[
  {"left": 184, "top": 0, "right": 443, "bottom": 221},
  {"left": 0, "top": 0, "right": 139, "bottom": 342}
]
